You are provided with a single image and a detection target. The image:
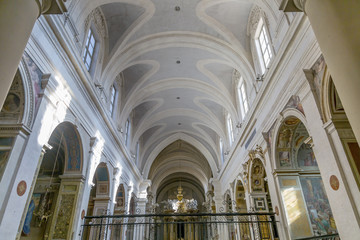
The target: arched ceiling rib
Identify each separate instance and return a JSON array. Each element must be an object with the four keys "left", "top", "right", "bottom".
[
  {"left": 73, "top": 0, "right": 277, "bottom": 184},
  {"left": 149, "top": 140, "right": 212, "bottom": 194}
]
